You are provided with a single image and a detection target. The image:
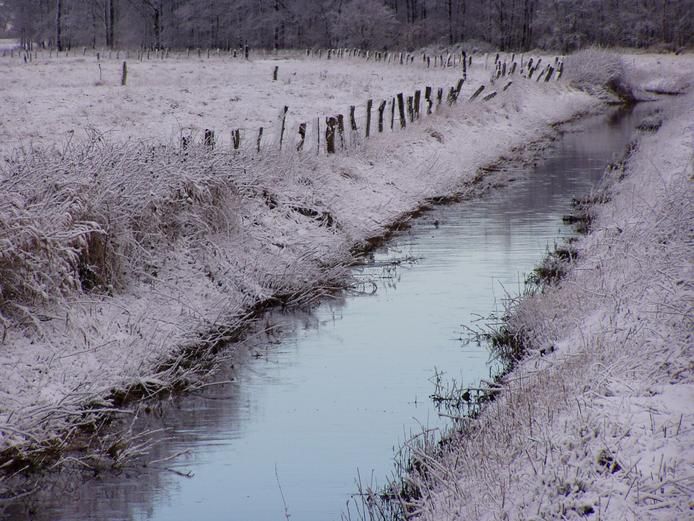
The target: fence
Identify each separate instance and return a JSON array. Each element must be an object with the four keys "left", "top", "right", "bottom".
[{"left": 1, "top": 45, "right": 564, "bottom": 157}]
